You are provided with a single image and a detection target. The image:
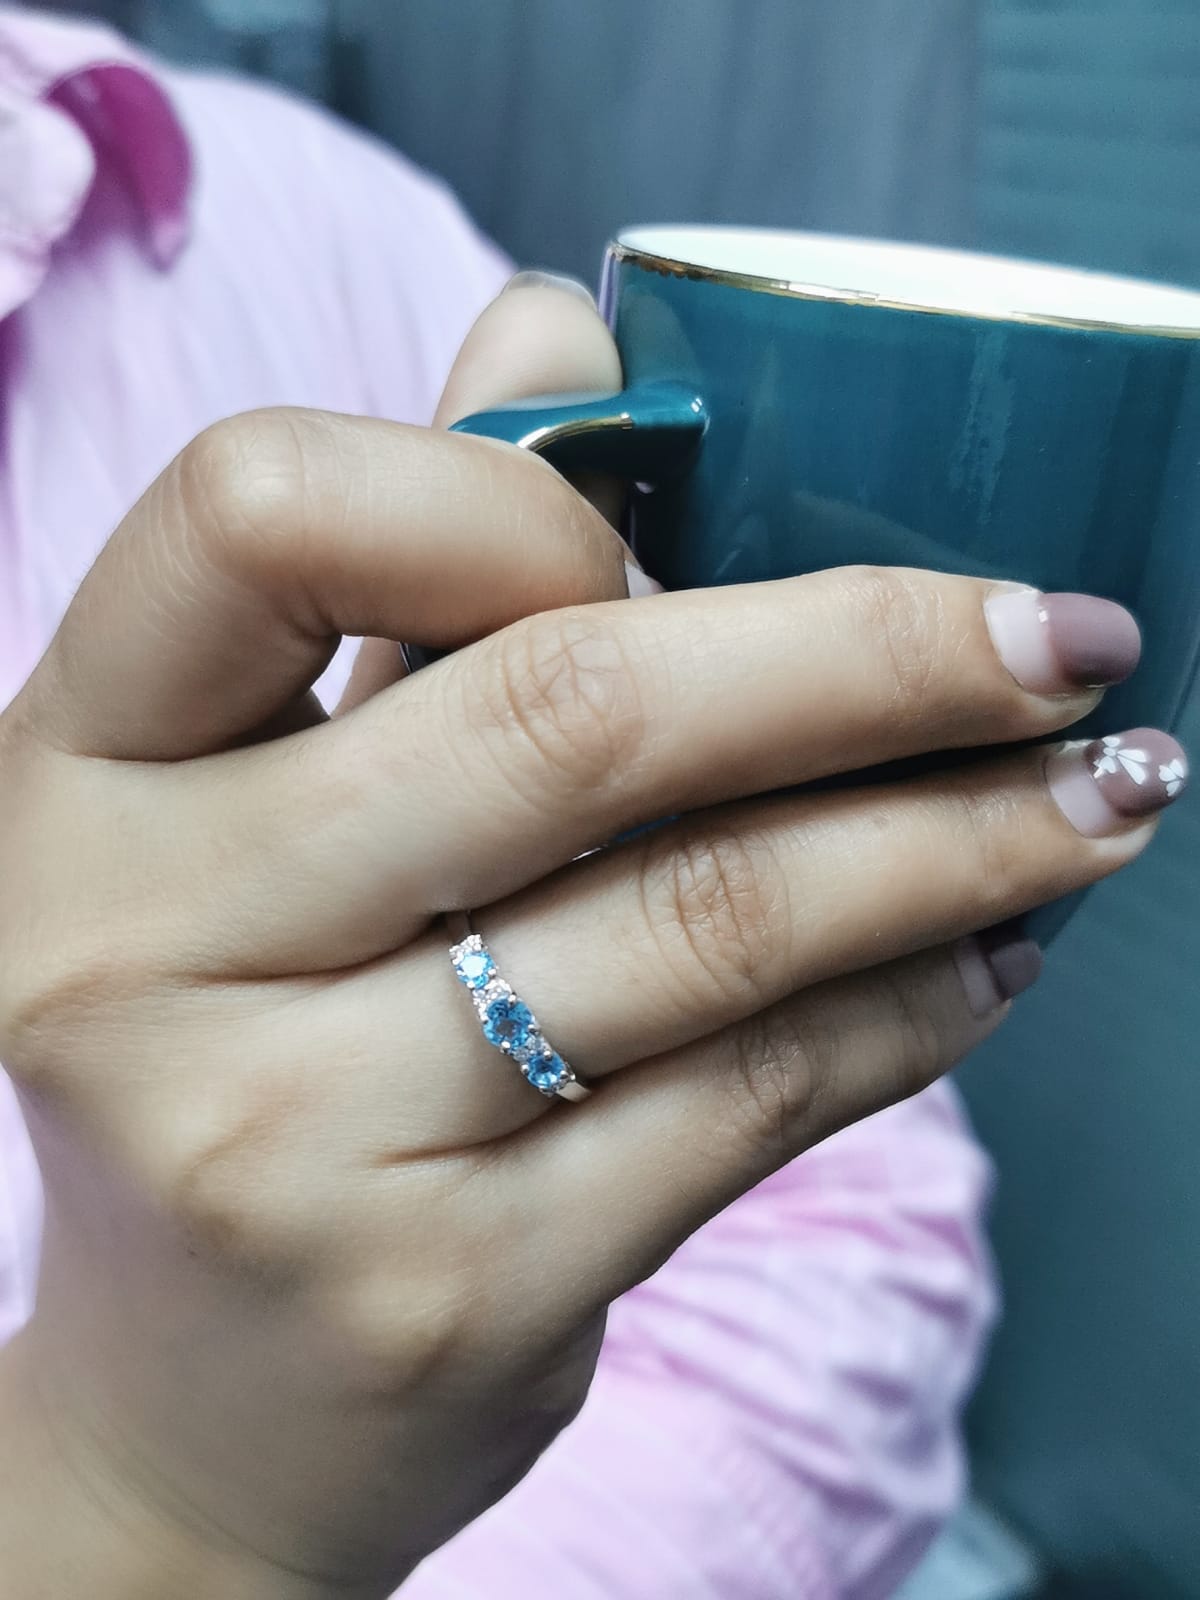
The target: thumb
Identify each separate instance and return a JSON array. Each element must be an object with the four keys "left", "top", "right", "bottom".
[
  {"left": 435, "top": 270, "right": 619, "bottom": 428},
  {"left": 338, "top": 272, "right": 631, "bottom": 713},
  {"left": 437, "top": 269, "right": 626, "bottom": 529}
]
